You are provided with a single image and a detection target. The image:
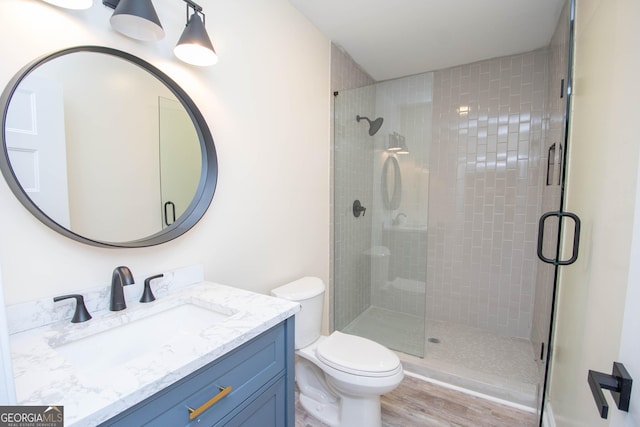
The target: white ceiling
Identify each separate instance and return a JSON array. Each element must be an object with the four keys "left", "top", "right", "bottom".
[{"left": 288, "top": 0, "right": 566, "bottom": 81}]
